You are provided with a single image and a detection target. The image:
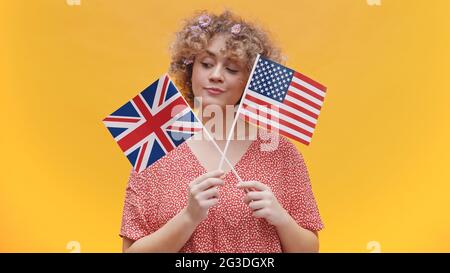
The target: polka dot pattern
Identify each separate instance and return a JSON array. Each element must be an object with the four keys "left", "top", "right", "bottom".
[{"left": 120, "top": 129, "right": 324, "bottom": 252}]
